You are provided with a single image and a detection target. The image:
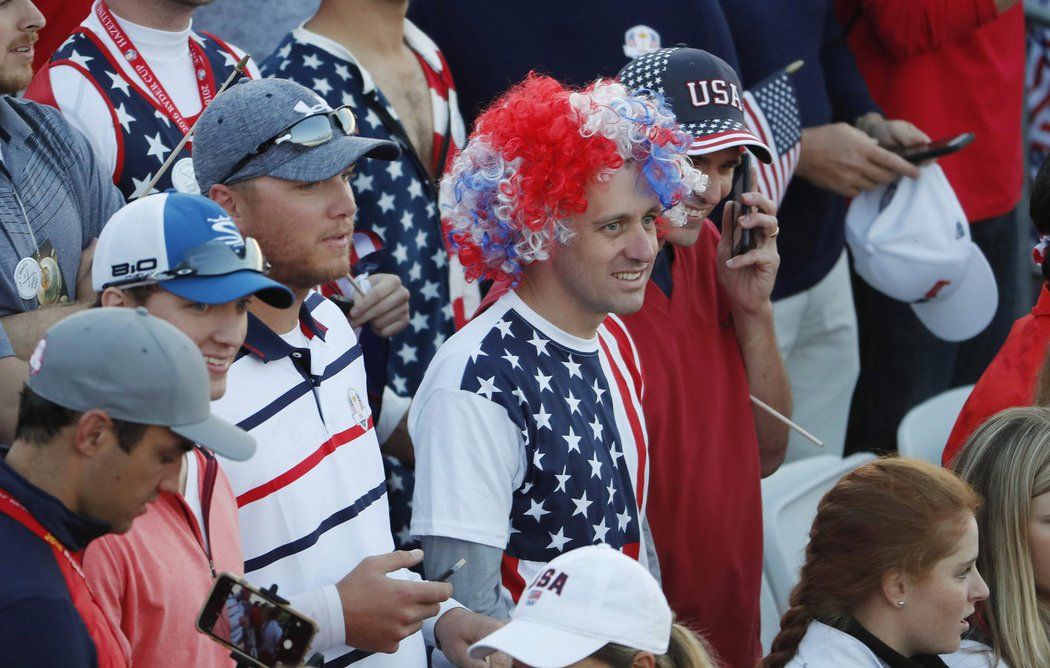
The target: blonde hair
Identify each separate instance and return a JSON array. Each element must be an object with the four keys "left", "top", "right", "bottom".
[
  {"left": 952, "top": 406, "right": 1050, "bottom": 668},
  {"left": 760, "top": 457, "right": 980, "bottom": 668},
  {"left": 592, "top": 622, "right": 716, "bottom": 668}
]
